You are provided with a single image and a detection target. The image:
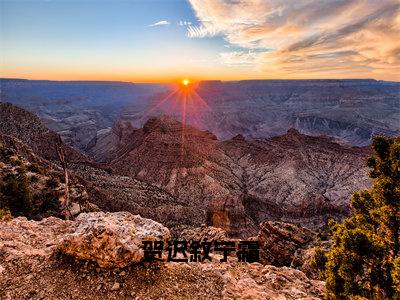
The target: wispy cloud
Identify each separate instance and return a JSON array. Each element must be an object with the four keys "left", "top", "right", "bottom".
[
  {"left": 188, "top": 0, "right": 400, "bottom": 79},
  {"left": 220, "top": 50, "right": 264, "bottom": 66},
  {"left": 187, "top": 24, "right": 219, "bottom": 38},
  {"left": 148, "top": 20, "right": 170, "bottom": 27}
]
